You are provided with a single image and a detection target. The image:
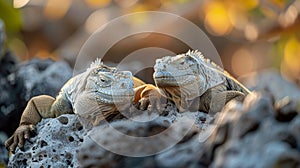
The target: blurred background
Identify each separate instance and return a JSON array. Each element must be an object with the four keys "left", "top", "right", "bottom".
[
  {"left": 0, "top": 0, "right": 299, "bottom": 84},
  {"left": 0, "top": 0, "right": 300, "bottom": 166}
]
